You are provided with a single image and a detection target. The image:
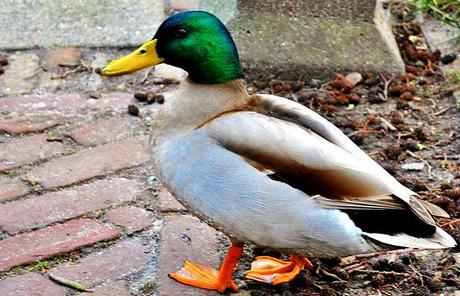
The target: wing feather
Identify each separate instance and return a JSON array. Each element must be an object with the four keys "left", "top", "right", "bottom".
[{"left": 204, "top": 94, "right": 446, "bottom": 226}]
